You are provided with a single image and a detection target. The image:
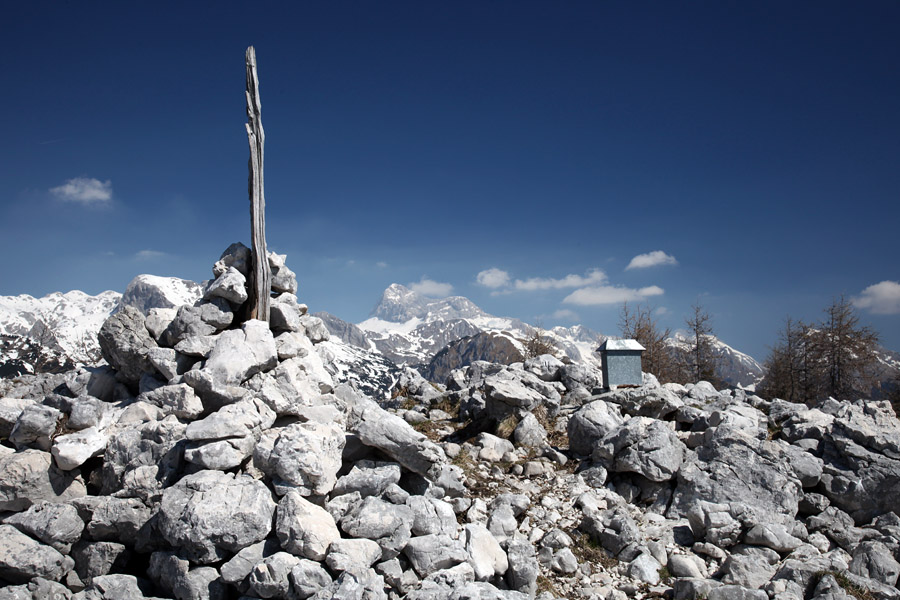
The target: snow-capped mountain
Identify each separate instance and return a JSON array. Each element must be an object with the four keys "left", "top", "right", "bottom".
[
  {"left": 666, "top": 332, "right": 765, "bottom": 387},
  {"left": 324, "top": 284, "right": 606, "bottom": 380},
  {"left": 0, "top": 275, "right": 204, "bottom": 377},
  {"left": 0, "top": 290, "right": 121, "bottom": 374}
]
